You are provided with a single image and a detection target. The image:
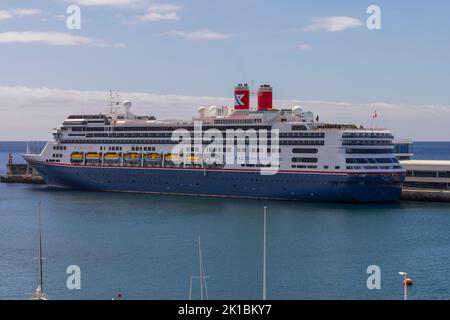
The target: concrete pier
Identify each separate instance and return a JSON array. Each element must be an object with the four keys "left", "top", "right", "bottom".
[
  {"left": 401, "top": 188, "right": 450, "bottom": 202},
  {"left": 0, "top": 174, "right": 45, "bottom": 184},
  {"left": 399, "top": 160, "right": 450, "bottom": 203},
  {"left": 0, "top": 163, "right": 45, "bottom": 184}
]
